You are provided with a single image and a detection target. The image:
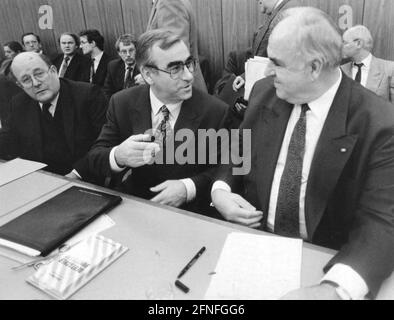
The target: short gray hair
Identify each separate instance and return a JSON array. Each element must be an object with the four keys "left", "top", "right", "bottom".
[
  {"left": 271, "top": 7, "right": 343, "bottom": 69},
  {"left": 136, "top": 29, "right": 183, "bottom": 68},
  {"left": 343, "top": 25, "right": 373, "bottom": 51}
]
